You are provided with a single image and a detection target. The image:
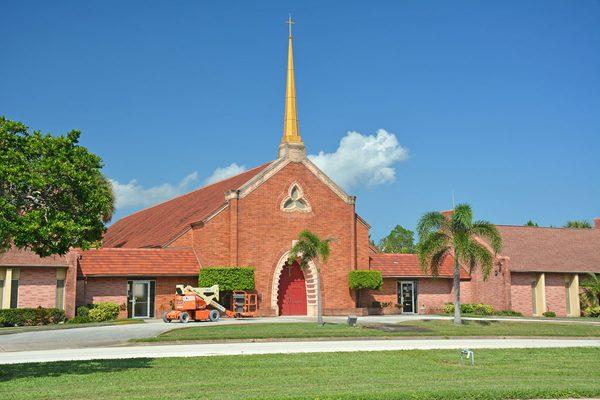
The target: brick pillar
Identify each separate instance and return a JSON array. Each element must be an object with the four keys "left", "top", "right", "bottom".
[
  {"left": 594, "top": 218, "right": 600, "bottom": 229},
  {"left": 227, "top": 191, "right": 239, "bottom": 266}
]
